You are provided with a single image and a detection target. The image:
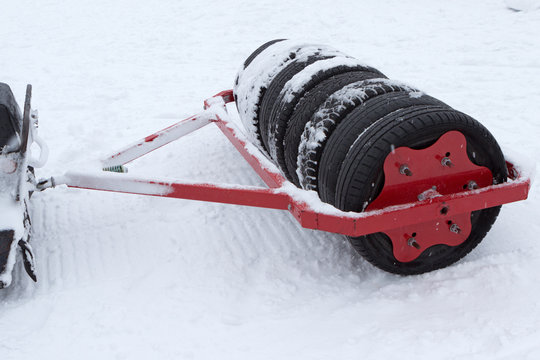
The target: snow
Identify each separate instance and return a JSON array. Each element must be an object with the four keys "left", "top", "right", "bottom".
[
  {"left": 266, "top": 56, "right": 372, "bottom": 160},
  {"left": 280, "top": 57, "right": 370, "bottom": 104},
  {"left": 0, "top": 195, "right": 23, "bottom": 287},
  {"left": 502, "top": 146, "right": 537, "bottom": 185},
  {"left": 505, "top": 0, "right": 540, "bottom": 11},
  {"left": 1, "top": 0, "right": 540, "bottom": 359},
  {"left": 0, "top": 235, "right": 18, "bottom": 287},
  {"left": 0, "top": 196, "right": 23, "bottom": 236}
]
